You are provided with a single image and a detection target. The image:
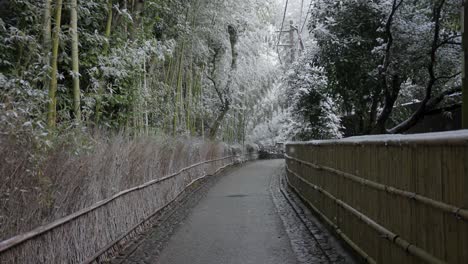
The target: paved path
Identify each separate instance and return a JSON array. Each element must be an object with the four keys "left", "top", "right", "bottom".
[
  {"left": 156, "top": 160, "right": 296, "bottom": 264},
  {"left": 113, "top": 160, "right": 354, "bottom": 264}
]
